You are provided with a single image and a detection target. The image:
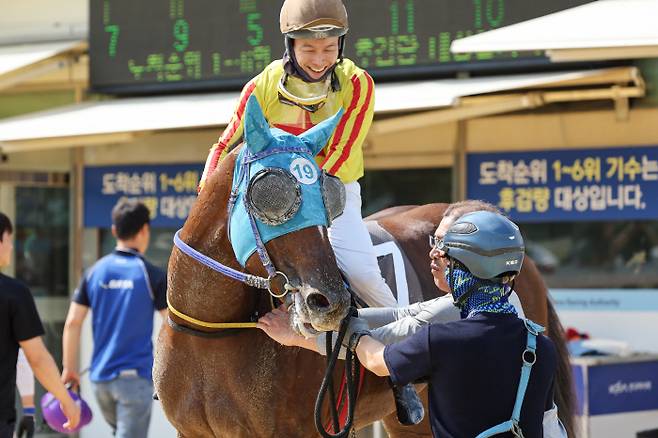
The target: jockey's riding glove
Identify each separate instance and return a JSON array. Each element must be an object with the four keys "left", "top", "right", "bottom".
[{"left": 343, "top": 317, "right": 371, "bottom": 352}]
